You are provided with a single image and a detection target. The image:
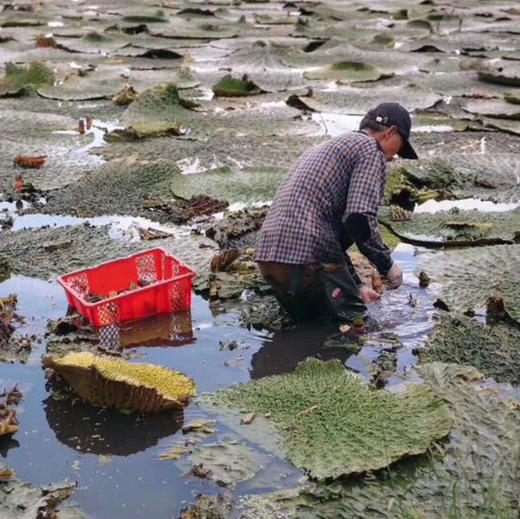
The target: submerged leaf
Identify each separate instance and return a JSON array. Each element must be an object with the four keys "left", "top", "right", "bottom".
[
  {"left": 204, "top": 358, "right": 452, "bottom": 479},
  {"left": 189, "top": 439, "right": 261, "bottom": 487}
]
